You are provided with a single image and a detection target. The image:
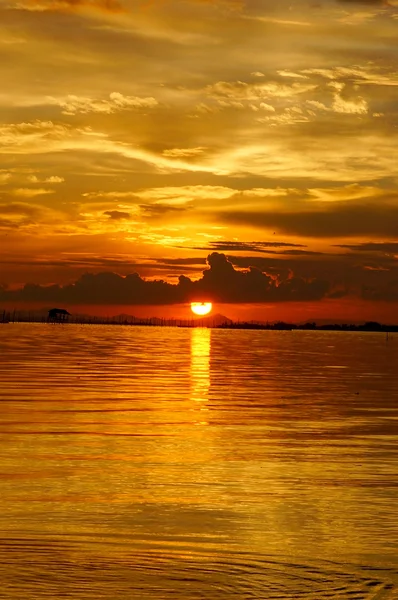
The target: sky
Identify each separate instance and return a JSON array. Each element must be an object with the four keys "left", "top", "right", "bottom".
[{"left": 1, "top": 0, "right": 398, "bottom": 321}]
